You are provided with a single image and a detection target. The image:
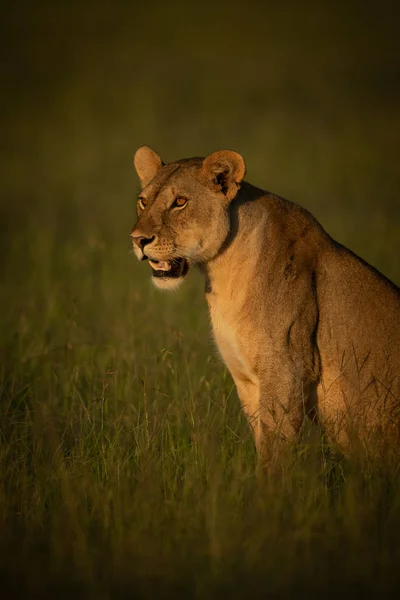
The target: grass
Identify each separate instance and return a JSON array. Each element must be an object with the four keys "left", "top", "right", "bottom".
[
  {"left": 1, "top": 0, "right": 400, "bottom": 597},
  {"left": 3, "top": 244, "right": 400, "bottom": 598}
]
